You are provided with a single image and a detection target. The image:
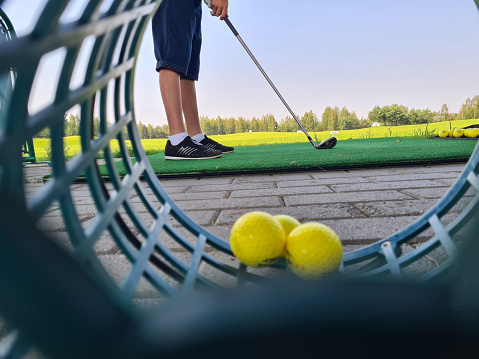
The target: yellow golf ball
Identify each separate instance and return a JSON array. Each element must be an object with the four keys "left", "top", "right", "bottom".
[
  {"left": 469, "top": 129, "right": 478, "bottom": 138},
  {"left": 274, "top": 214, "right": 301, "bottom": 256},
  {"left": 274, "top": 215, "right": 301, "bottom": 237},
  {"left": 453, "top": 129, "right": 464, "bottom": 138},
  {"left": 438, "top": 129, "right": 448, "bottom": 138},
  {"left": 286, "top": 223, "right": 343, "bottom": 280},
  {"left": 230, "top": 211, "right": 286, "bottom": 268},
  {"left": 448, "top": 129, "right": 455, "bottom": 137}
]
